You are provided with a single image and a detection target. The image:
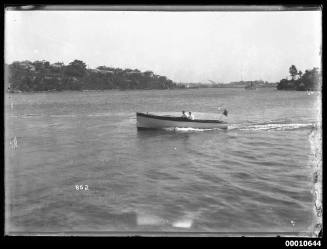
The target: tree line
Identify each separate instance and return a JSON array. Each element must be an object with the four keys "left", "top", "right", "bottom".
[
  {"left": 277, "top": 65, "right": 321, "bottom": 91},
  {"left": 6, "top": 60, "right": 185, "bottom": 92}
]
